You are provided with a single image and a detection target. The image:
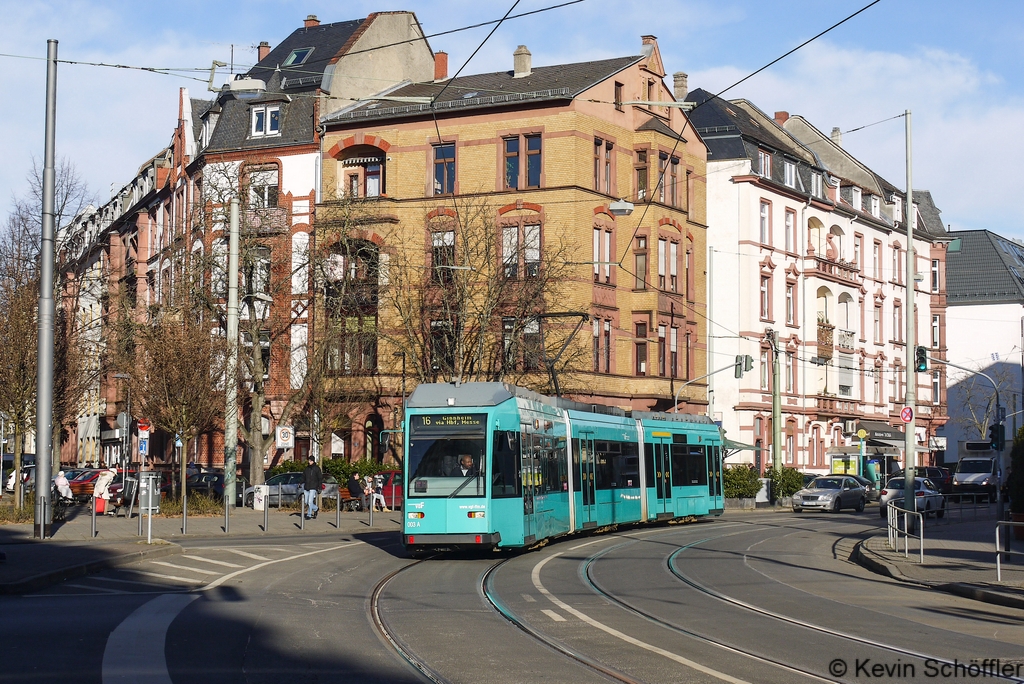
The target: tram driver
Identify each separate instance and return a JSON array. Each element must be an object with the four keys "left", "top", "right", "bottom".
[{"left": 456, "top": 454, "right": 477, "bottom": 477}]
